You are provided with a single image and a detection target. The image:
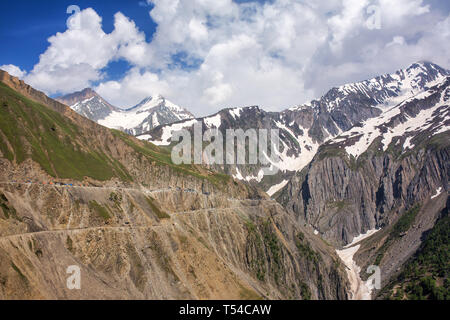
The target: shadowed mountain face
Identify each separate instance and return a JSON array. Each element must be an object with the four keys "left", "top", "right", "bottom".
[
  {"left": 56, "top": 88, "right": 120, "bottom": 122},
  {"left": 0, "top": 70, "right": 349, "bottom": 300},
  {"left": 57, "top": 89, "right": 194, "bottom": 136}
]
